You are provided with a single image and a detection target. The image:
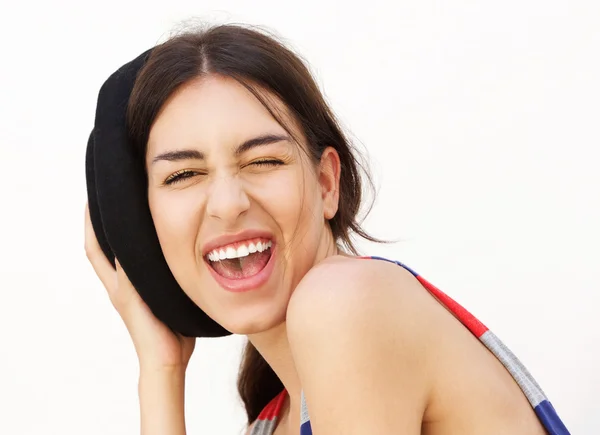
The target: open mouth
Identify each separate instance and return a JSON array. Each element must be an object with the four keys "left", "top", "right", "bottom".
[{"left": 205, "top": 238, "right": 273, "bottom": 280}]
